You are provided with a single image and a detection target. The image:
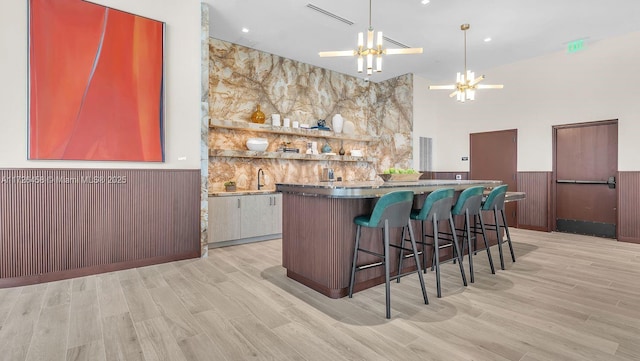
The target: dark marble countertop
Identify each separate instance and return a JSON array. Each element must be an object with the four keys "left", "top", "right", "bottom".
[
  {"left": 275, "top": 179, "right": 503, "bottom": 198},
  {"left": 209, "top": 189, "right": 278, "bottom": 197}
]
